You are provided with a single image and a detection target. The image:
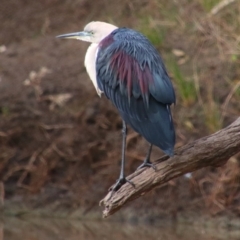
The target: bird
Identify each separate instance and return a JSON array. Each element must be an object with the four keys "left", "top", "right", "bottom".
[{"left": 57, "top": 21, "right": 176, "bottom": 192}]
